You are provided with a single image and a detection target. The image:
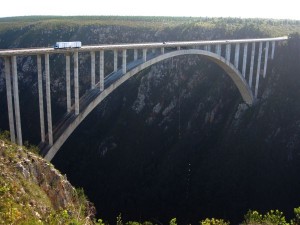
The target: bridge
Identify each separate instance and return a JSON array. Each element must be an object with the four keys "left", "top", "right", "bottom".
[{"left": 0, "top": 36, "right": 288, "bottom": 161}]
